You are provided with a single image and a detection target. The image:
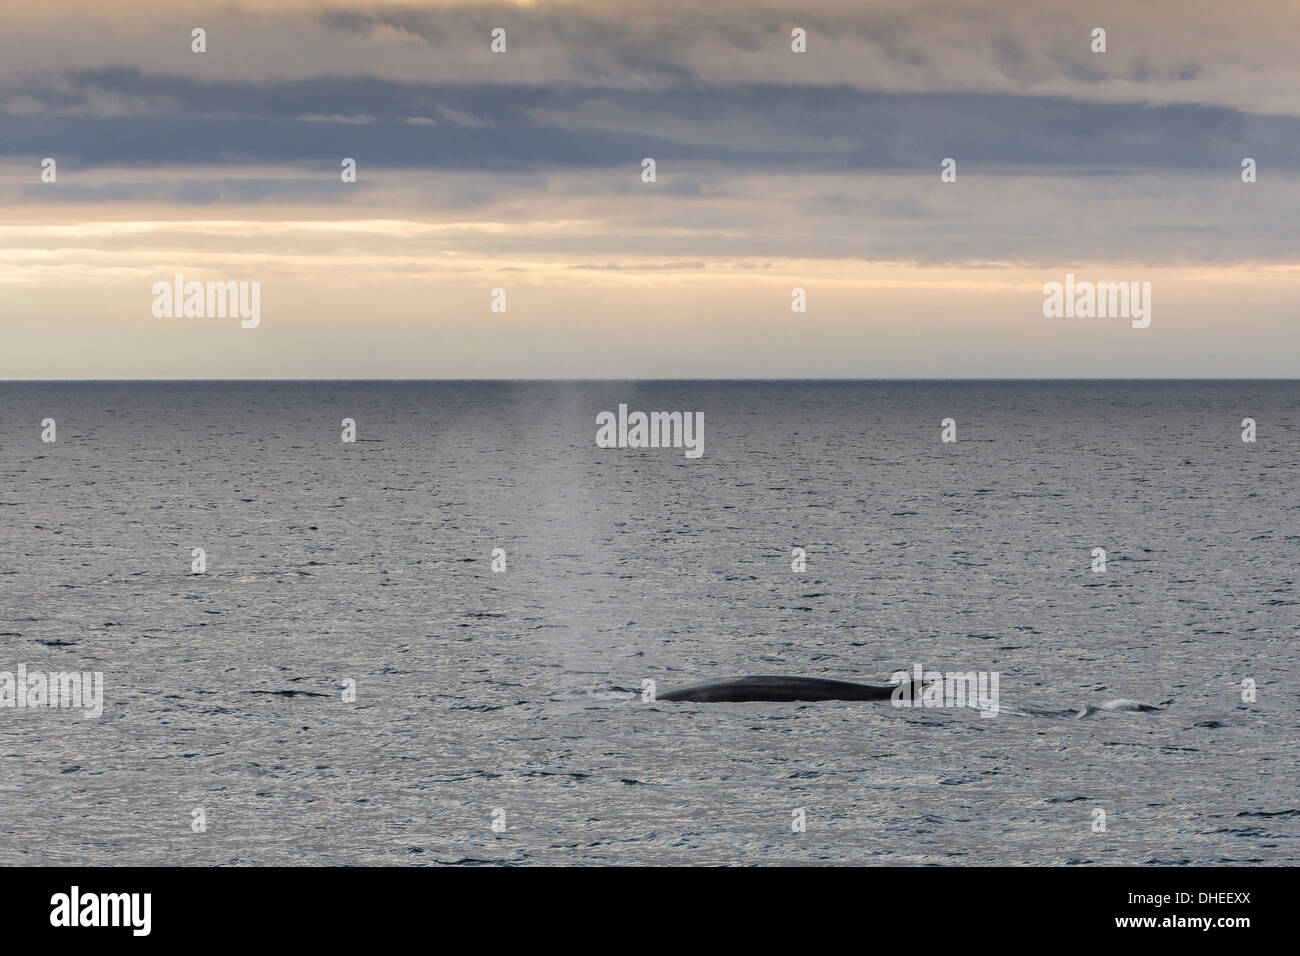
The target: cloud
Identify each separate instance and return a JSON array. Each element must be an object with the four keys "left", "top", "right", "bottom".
[
  {"left": 6, "top": 70, "right": 1300, "bottom": 178},
  {"left": 3, "top": 1, "right": 1300, "bottom": 112},
  {"left": 2, "top": 1, "right": 1299, "bottom": 377}
]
